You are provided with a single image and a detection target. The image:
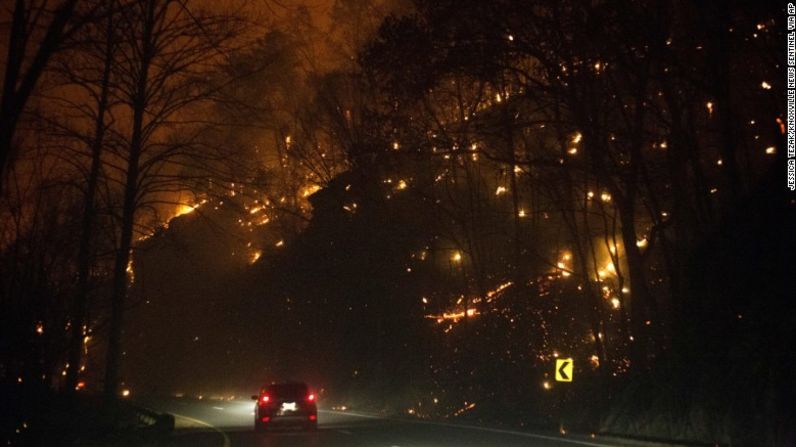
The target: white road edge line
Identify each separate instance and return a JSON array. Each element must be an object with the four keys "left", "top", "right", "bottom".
[
  {"left": 172, "top": 413, "right": 231, "bottom": 447},
  {"left": 321, "top": 410, "right": 615, "bottom": 447}
]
